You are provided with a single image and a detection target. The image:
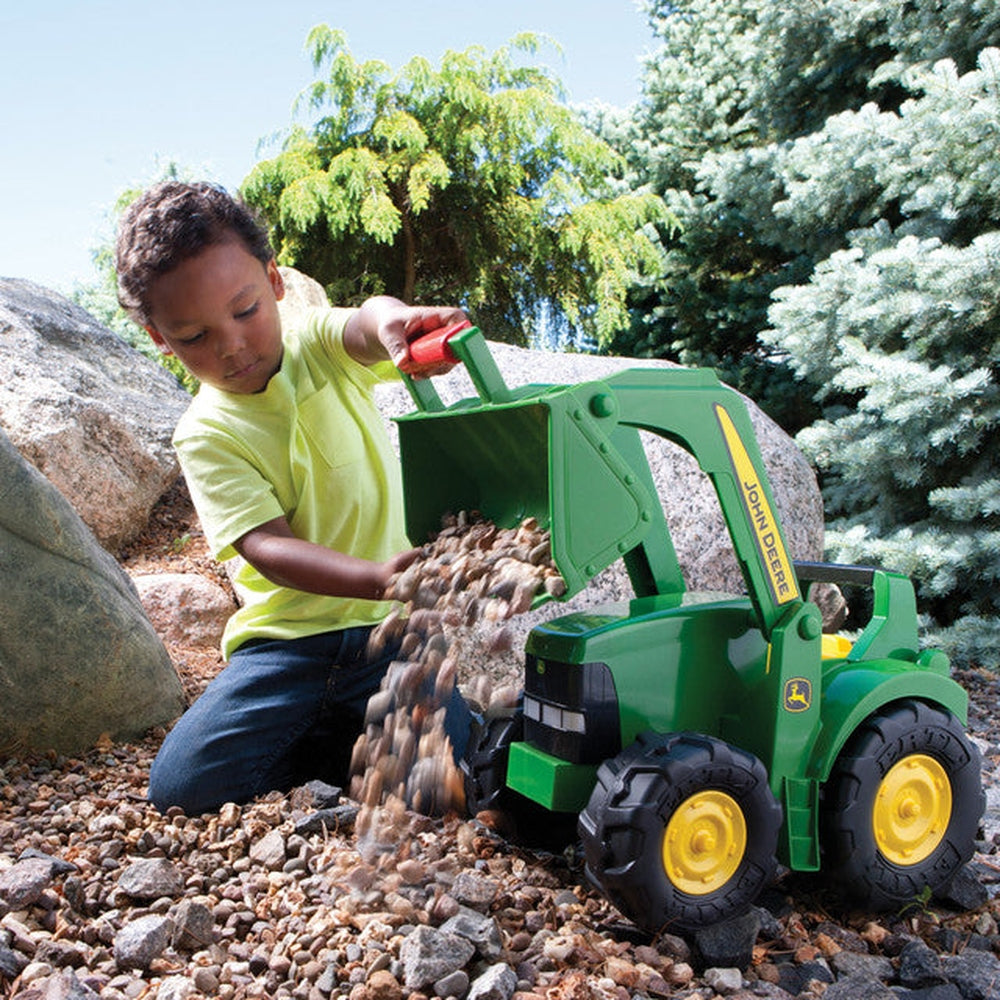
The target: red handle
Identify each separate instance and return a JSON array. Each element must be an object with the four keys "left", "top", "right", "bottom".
[{"left": 398, "top": 320, "right": 472, "bottom": 375}]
